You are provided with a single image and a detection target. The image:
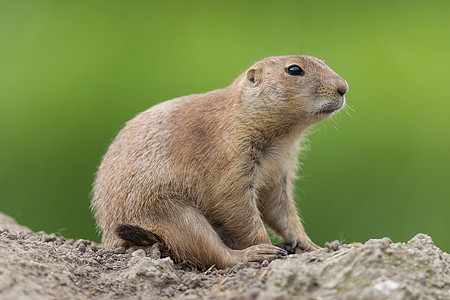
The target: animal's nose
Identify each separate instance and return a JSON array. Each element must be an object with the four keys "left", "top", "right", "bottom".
[{"left": 337, "top": 79, "right": 349, "bottom": 96}]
